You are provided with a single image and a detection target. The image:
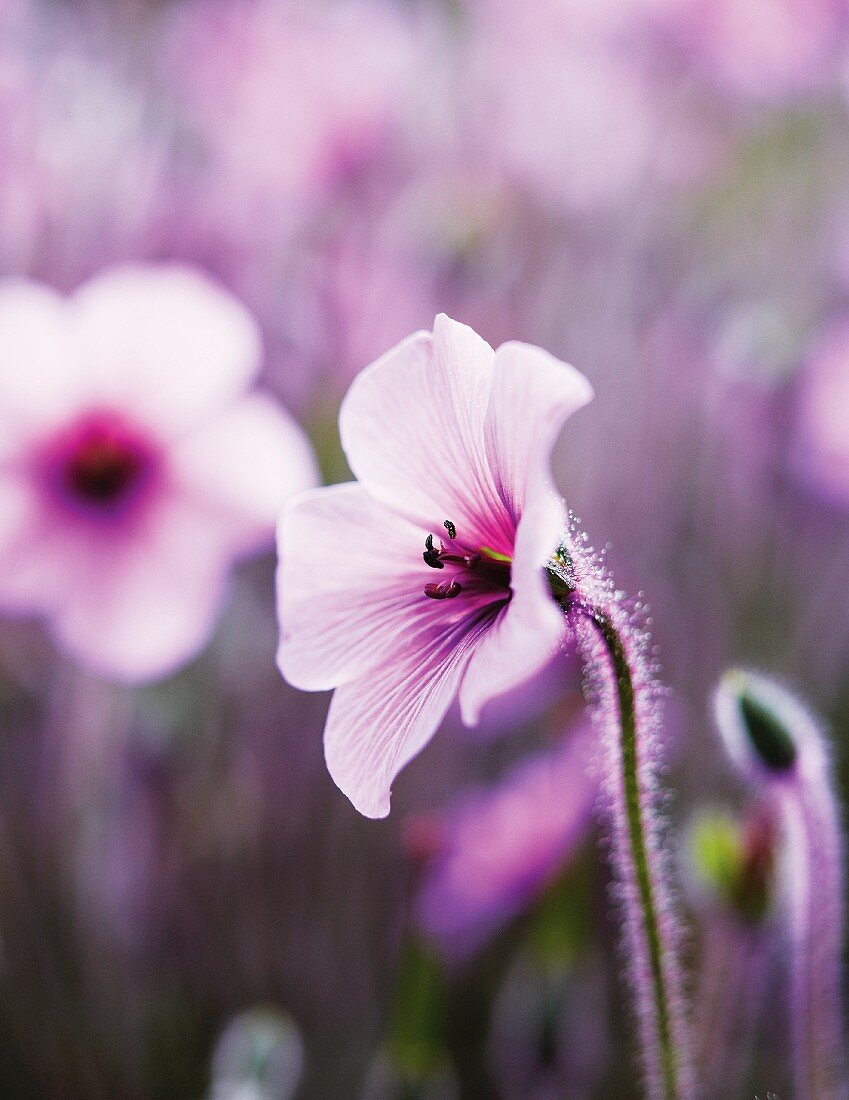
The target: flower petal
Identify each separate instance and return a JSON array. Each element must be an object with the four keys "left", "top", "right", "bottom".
[
  {"left": 325, "top": 625, "right": 483, "bottom": 818},
  {"left": 459, "top": 490, "right": 567, "bottom": 726},
  {"left": 416, "top": 722, "right": 597, "bottom": 959},
  {"left": 460, "top": 341, "right": 589, "bottom": 722},
  {"left": 49, "top": 496, "right": 233, "bottom": 681},
  {"left": 0, "top": 280, "right": 84, "bottom": 435},
  {"left": 0, "top": 477, "right": 67, "bottom": 613},
  {"left": 170, "top": 393, "right": 319, "bottom": 557},
  {"left": 277, "top": 481, "right": 479, "bottom": 692},
  {"left": 484, "top": 340, "right": 593, "bottom": 524},
  {"left": 70, "top": 264, "right": 262, "bottom": 437},
  {"left": 339, "top": 314, "right": 513, "bottom": 550}
]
